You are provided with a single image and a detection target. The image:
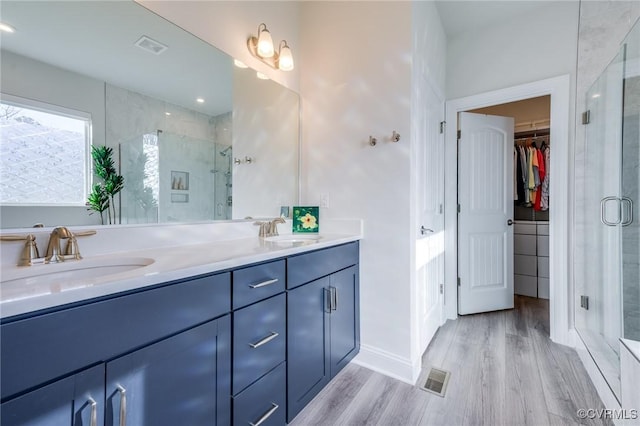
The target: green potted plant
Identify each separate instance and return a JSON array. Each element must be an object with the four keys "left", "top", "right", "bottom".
[{"left": 87, "top": 145, "right": 124, "bottom": 224}]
